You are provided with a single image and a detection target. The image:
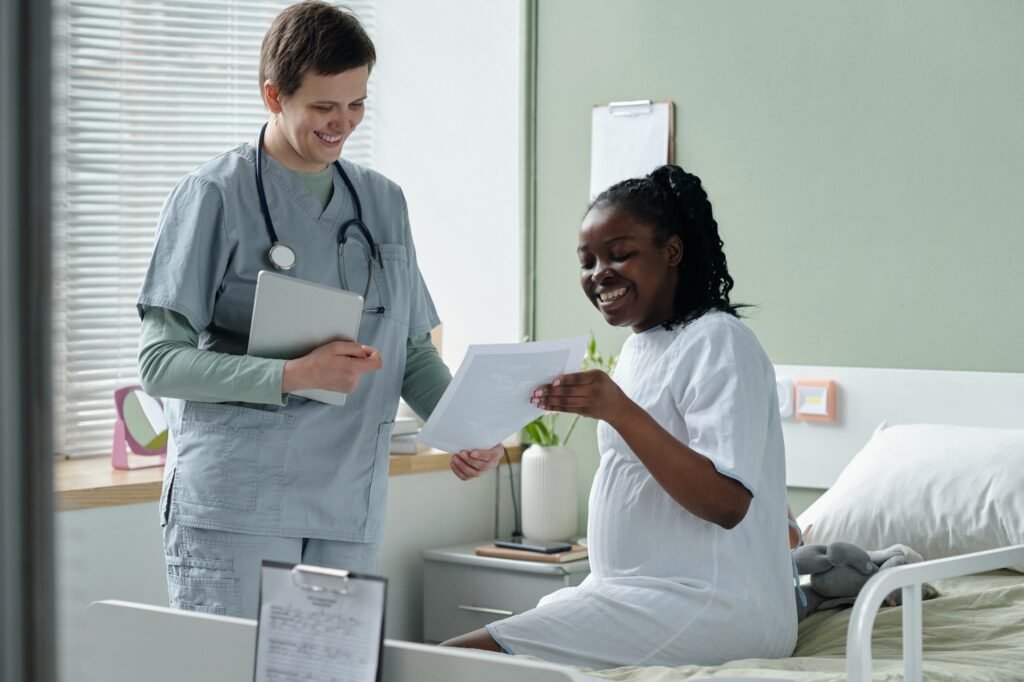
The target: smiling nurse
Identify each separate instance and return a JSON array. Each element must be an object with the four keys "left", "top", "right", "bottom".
[
  {"left": 444, "top": 165, "right": 798, "bottom": 668},
  {"left": 136, "top": 1, "right": 501, "bottom": 619}
]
